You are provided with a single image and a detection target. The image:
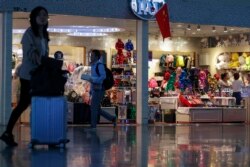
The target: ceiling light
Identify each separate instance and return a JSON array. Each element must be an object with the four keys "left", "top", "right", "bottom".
[
  {"left": 67, "top": 32, "right": 107, "bottom": 37},
  {"left": 197, "top": 25, "right": 201, "bottom": 31},
  {"left": 224, "top": 27, "right": 228, "bottom": 33},
  {"left": 212, "top": 26, "right": 216, "bottom": 32},
  {"left": 47, "top": 26, "right": 123, "bottom": 33},
  {"left": 186, "top": 24, "right": 191, "bottom": 31}
]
